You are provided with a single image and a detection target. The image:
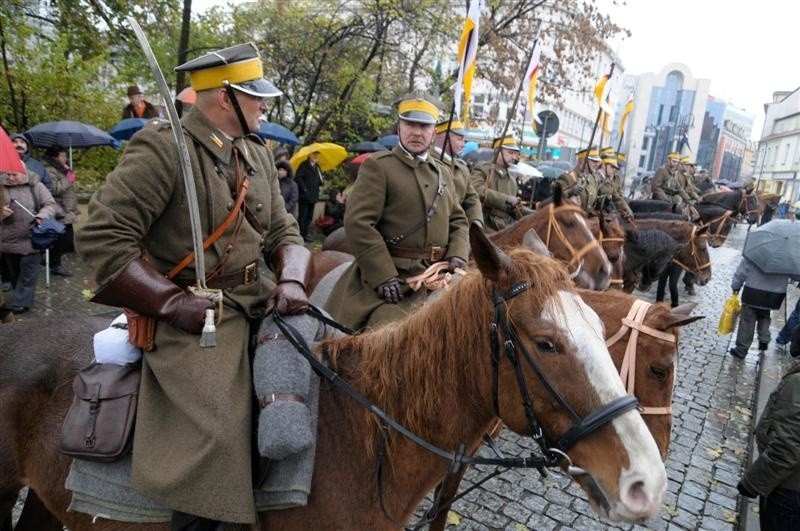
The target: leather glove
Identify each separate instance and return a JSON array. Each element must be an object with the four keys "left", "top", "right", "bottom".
[
  {"left": 266, "top": 280, "right": 309, "bottom": 315},
  {"left": 376, "top": 277, "right": 404, "bottom": 304},
  {"left": 447, "top": 256, "right": 468, "bottom": 273},
  {"left": 167, "top": 294, "right": 217, "bottom": 334},
  {"left": 737, "top": 480, "right": 757, "bottom": 499},
  {"left": 567, "top": 185, "right": 583, "bottom": 198},
  {"left": 505, "top": 195, "right": 519, "bottom": 210}
]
